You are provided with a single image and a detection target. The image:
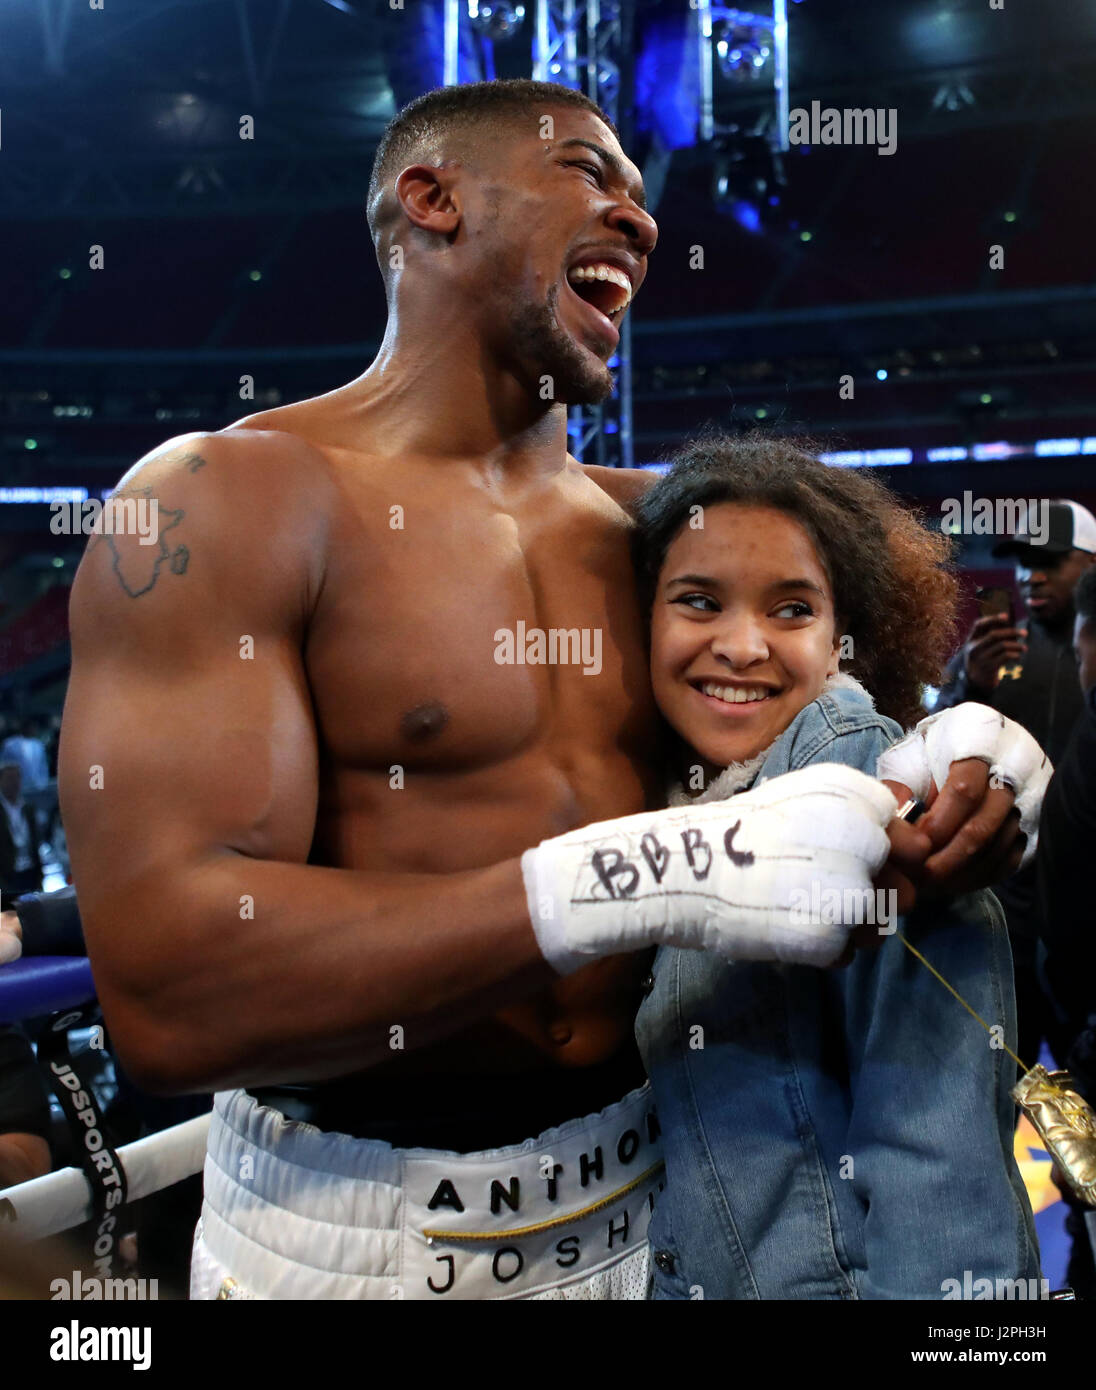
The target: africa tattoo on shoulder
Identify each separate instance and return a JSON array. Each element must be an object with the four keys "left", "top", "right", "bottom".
[{"left": 92, "top": 447, "right": 208, "bottom": 598}]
